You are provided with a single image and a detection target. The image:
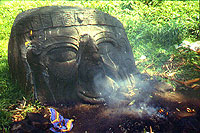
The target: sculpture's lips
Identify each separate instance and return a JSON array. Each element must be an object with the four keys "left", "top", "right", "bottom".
[
  {"left": 77, "top": 73, "right": 135, "bottom": 104},
  {"left": 78, "top": 89, "right": 105, "bottom": 103}
]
